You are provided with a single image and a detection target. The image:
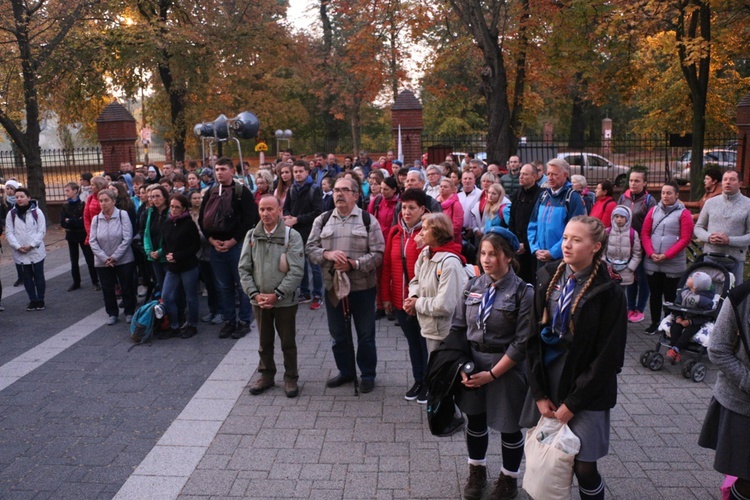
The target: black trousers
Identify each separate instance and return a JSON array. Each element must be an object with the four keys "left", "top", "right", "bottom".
[
  {"left": 68, "top": 240, "right": 99, "bottom": 286},
  {"left": 646, "top": 272, "right": 679, "bottom": 325}
]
